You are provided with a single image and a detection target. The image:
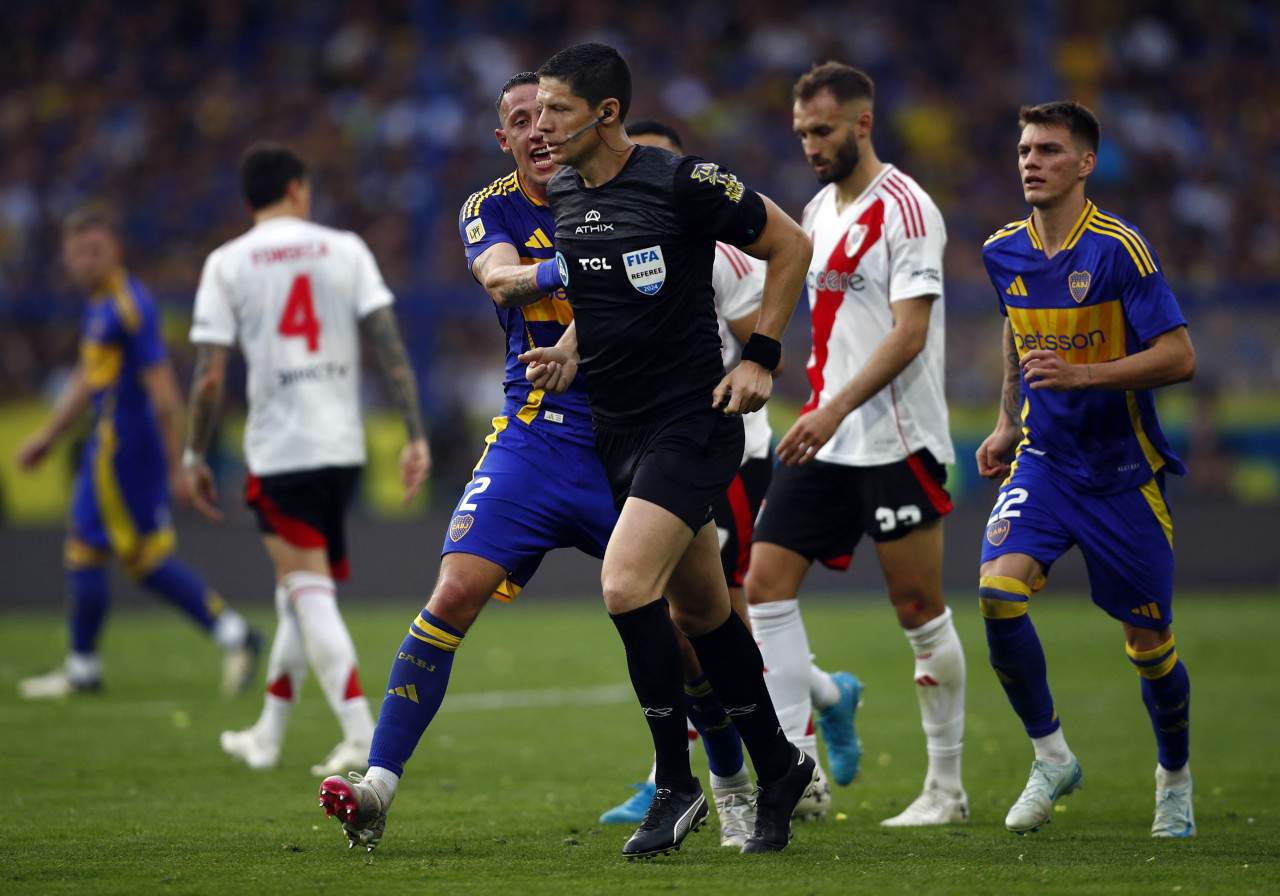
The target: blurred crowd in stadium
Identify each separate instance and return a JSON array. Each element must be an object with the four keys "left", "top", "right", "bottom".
[{"left": 1, "top": 0, "right": 1277, "bottom": 499}]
